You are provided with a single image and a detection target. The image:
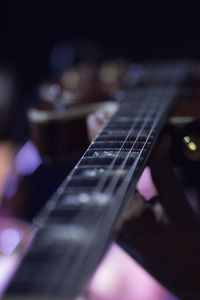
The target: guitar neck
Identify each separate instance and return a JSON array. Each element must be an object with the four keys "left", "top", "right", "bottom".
[{"left": 4, "top": 61, "right": 192, "bottom": 300}]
